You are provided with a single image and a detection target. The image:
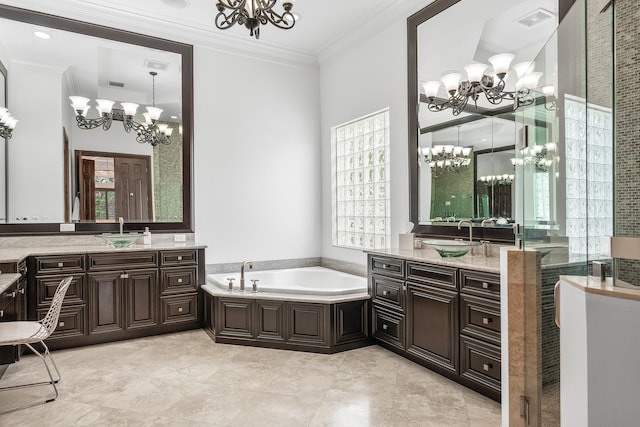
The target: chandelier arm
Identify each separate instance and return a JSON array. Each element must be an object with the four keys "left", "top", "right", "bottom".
[
  {"left": 261, "top": 10, "right": 295, "bottom": 29},
  {"left": 0, "top": 128, "right": 11, "bottom": 139},
  {"left": 215, "top": 9, "right": 243, "bottom": 30},
  {"left": 217, "top": 0, "right": 247, "bottom": 12},
  {"left": 75, "top": 115, "right": 109, "bottom": 130}
]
